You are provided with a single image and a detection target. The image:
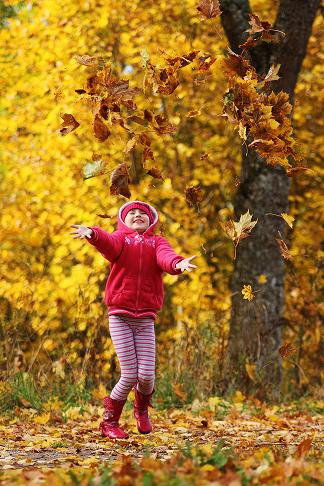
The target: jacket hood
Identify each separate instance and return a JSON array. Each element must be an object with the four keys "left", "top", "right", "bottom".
[{"left": 117, "top": 200, "right": 159, "bottom": 235}]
